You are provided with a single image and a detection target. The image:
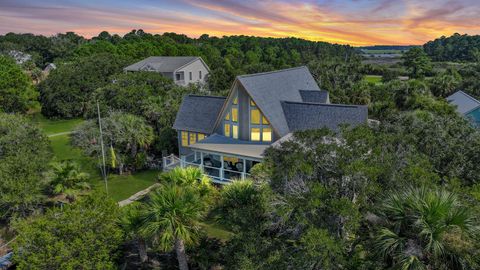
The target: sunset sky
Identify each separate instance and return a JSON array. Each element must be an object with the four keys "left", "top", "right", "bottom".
[{"left": 1, "top": 0, "right": 480, "bottom": 46}]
